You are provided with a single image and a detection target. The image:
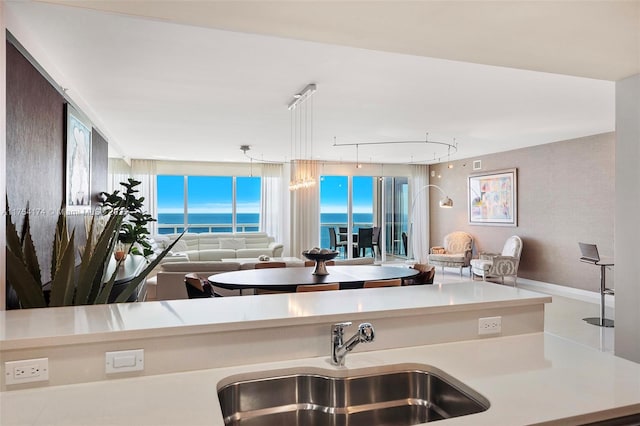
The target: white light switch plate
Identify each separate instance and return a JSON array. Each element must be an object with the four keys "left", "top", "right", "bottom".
[{"left": 106, "top": 349, "right": 144, "bottom": 374}]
